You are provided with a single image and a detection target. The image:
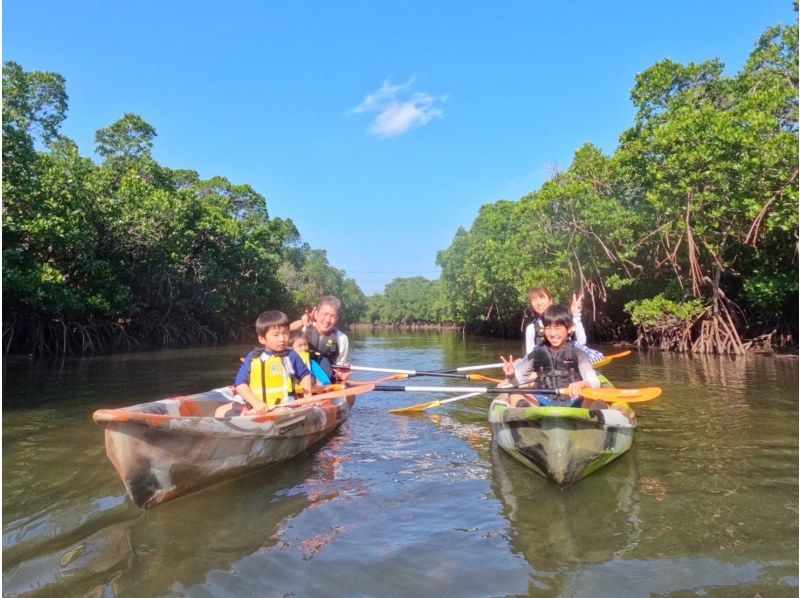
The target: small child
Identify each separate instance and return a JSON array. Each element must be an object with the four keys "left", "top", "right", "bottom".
[
  {"left": 215, "top": 311, "right": 313, "bottom": 417},
  {"left": 503, "top": 304, "right": 603, "bottom": 409},
  {"left": 290, "top": 331, "right": 312, "bottom": 366},
  {"left": 289, "top": 331, "right": 329, "bottom": 385},
  {"left": 524, "top": 286, "right": 604, "bottom": 362}
]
